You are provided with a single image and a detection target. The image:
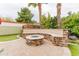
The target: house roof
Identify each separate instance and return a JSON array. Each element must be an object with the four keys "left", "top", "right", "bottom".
[{"left": 0, "top": 18, "right": 5, "bottom": 22}]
